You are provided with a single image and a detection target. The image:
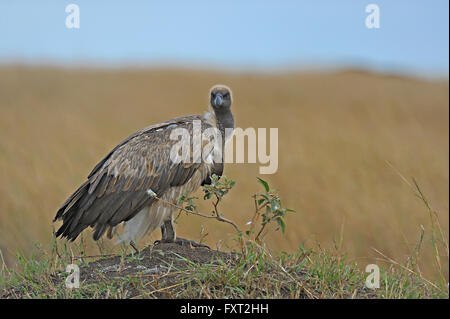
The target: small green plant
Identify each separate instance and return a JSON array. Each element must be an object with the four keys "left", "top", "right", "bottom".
[
  {"left": 247, "top": 177, "right": 295, "bottom": 243},
  {"left": 202, "top": 174, "right": 235, "bottom": 201},
  {"left": 176, "top": 175, "right": 242, "bottom": 236},
  {"left": 176, "top": 175, "right": 294, "bottom": 256}
]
